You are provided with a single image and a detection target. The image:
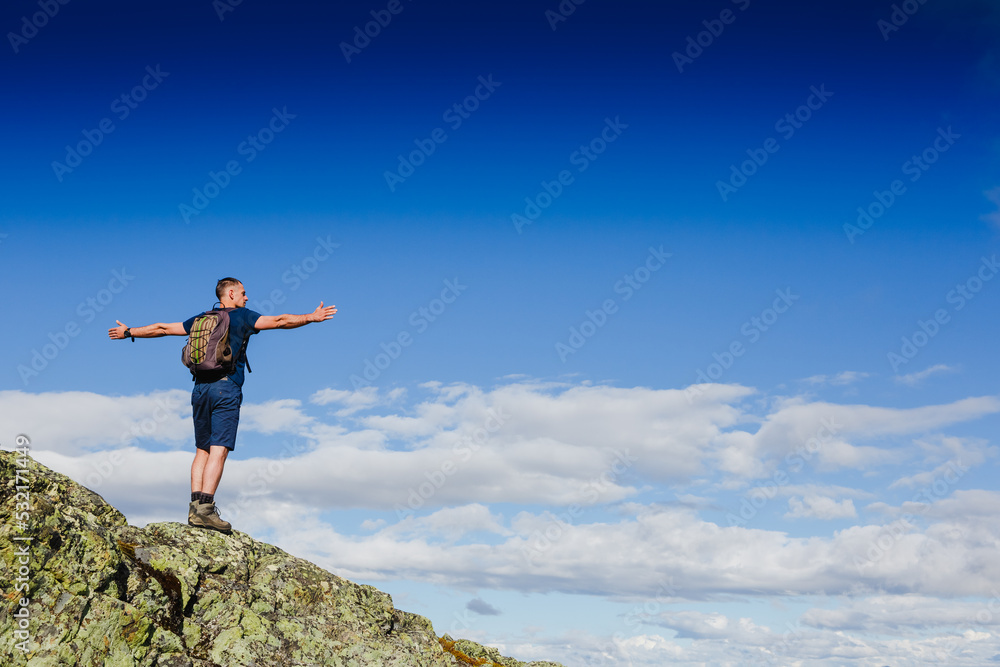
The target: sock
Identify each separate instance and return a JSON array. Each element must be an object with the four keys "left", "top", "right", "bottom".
[
  {"left": 191, "top": 492, "right": 199, "bottom": 502},
  {"left": 200, "top": 492, "right": 215, "bottom": 504}
]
